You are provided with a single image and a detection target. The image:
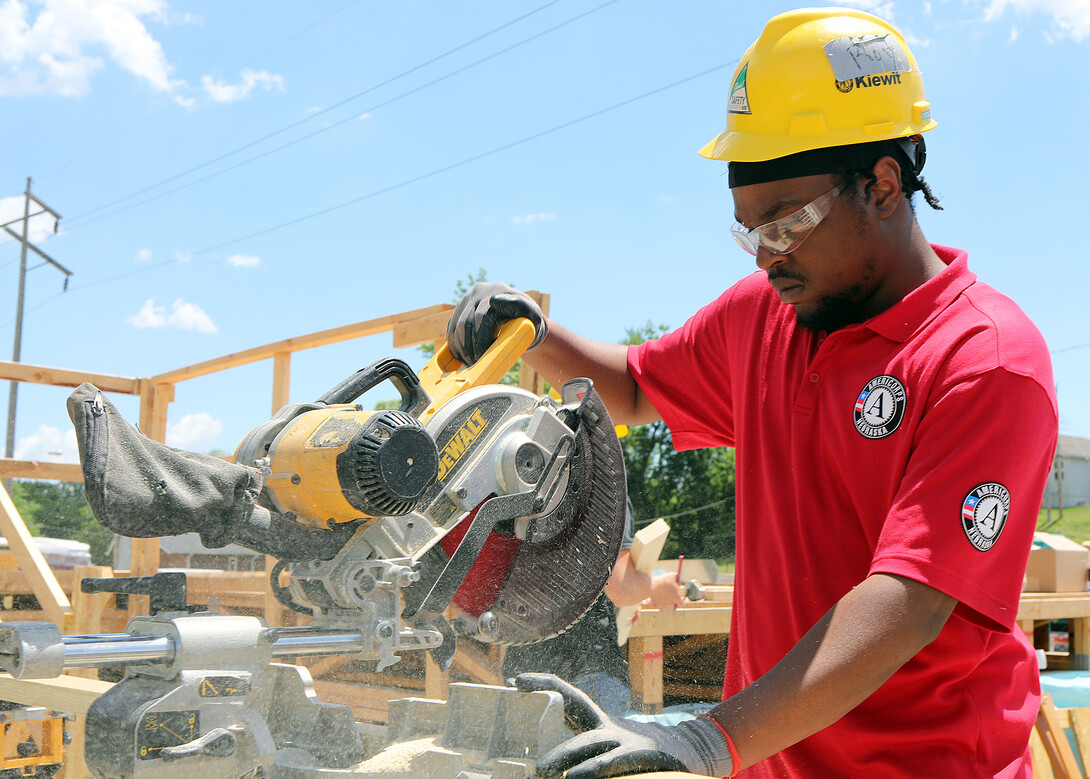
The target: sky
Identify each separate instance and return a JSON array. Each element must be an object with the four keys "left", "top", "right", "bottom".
[{"left": 2, "top": 0, "right": 1089, "bottom": 465}]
